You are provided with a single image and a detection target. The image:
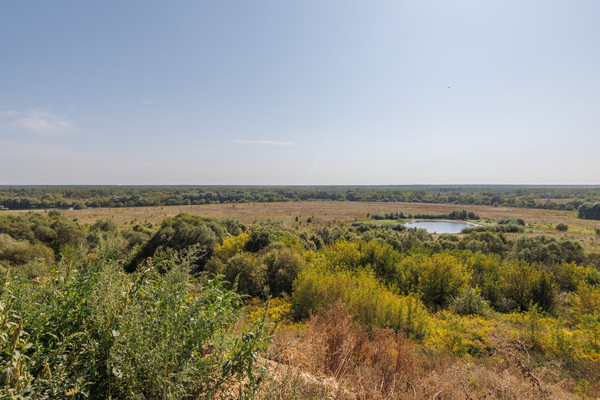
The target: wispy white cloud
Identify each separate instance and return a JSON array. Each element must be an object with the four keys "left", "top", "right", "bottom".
[
  {"left": 1, "top": 109, "right": 77, "bottom": 135},
  {"left": 142, "top": 99, "right": 154, "bottom": 105},
  {"left": 0, "top": 139, "right": 76, "bottom": 158},
  {"left": 233, "top": 139, "right": 297, "bottom": 146}
]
